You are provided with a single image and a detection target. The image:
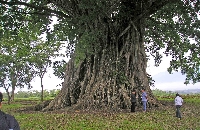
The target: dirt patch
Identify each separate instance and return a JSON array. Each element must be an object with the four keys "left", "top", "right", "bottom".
[{"left": 16, "top": 100, "right": 52, "bottom": 113}]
